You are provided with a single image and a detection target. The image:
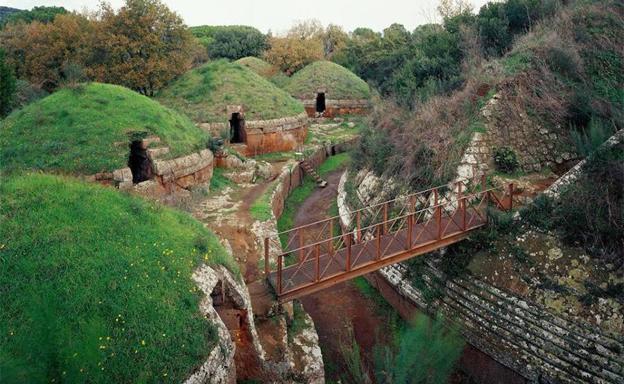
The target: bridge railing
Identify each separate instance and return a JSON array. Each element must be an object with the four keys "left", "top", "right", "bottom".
[{"left": 264, "top": 175, "right": 514, "bottom": 296}]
